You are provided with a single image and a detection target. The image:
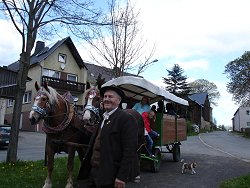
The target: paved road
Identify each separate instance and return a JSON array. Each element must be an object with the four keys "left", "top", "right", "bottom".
[
  {"left": 0, "top": 131, "right": 66, "bottom": 162},
  {"left": 1, "top": 131, "right": 250, "bottom": 188},
  {"left": 76, "top": 131, "right": 250, "bottom": 188}
]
